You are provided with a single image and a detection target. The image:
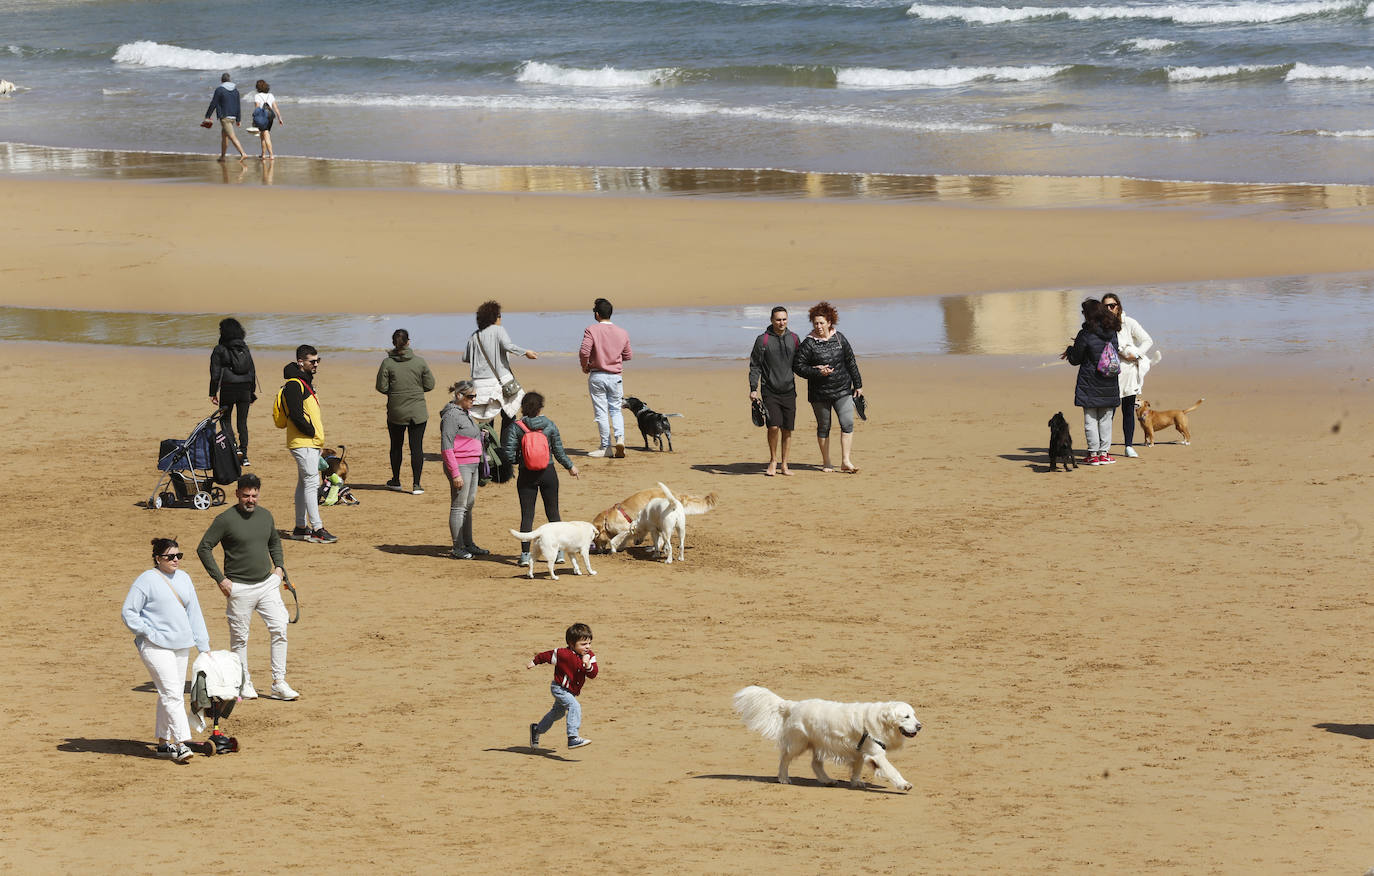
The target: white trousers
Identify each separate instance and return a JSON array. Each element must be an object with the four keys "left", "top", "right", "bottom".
[
  {"left": 226, "top": 574, "right": 289, "bottom": 683},
  {"left": 291, "top": 446, "right": 322, "bottom": 530},
  {"left": 137, "top": 638, "right": 191, "bottom": 743}
]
